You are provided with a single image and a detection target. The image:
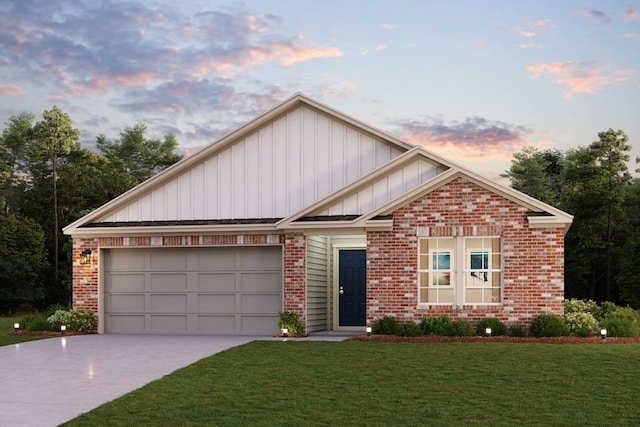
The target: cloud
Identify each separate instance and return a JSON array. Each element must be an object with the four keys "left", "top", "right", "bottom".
[
  {"left": 519, "top": 30, "right": 536, "bottom": 38},
  {"left": 624, "top": 6, "right": 640, "bottom": 21},
  {"left": 380, "top": 24, "right": 396, "bottom": 30},
  {"left": 375, "top": 44, "right": 387, "bottom": 51},
  {"left": 527, "top": 61, "right": 635, "bottom": 98},
  {"left": 391, "top": 115, "right": 533, "bottom": 163},
  {"left": 520, "top": 43, "right": 543, "bottom": 49},
  {"left": 274, "top": 39, "right": 343, "bottom": 66},
  {"left": 577, "top": 8, "right": 611, "bottom": 23},
  {"left": 624, "top": 32, "right": 640, "bottom": 40},
  {"left": 533, "top": 19, "right": 552, "bottom": 28},
  {"left": 0, "top": 84, "right": 25, "bottom": 95},
  {"left": 319, "top": 81, "right": 357, "bottom": 98}
]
